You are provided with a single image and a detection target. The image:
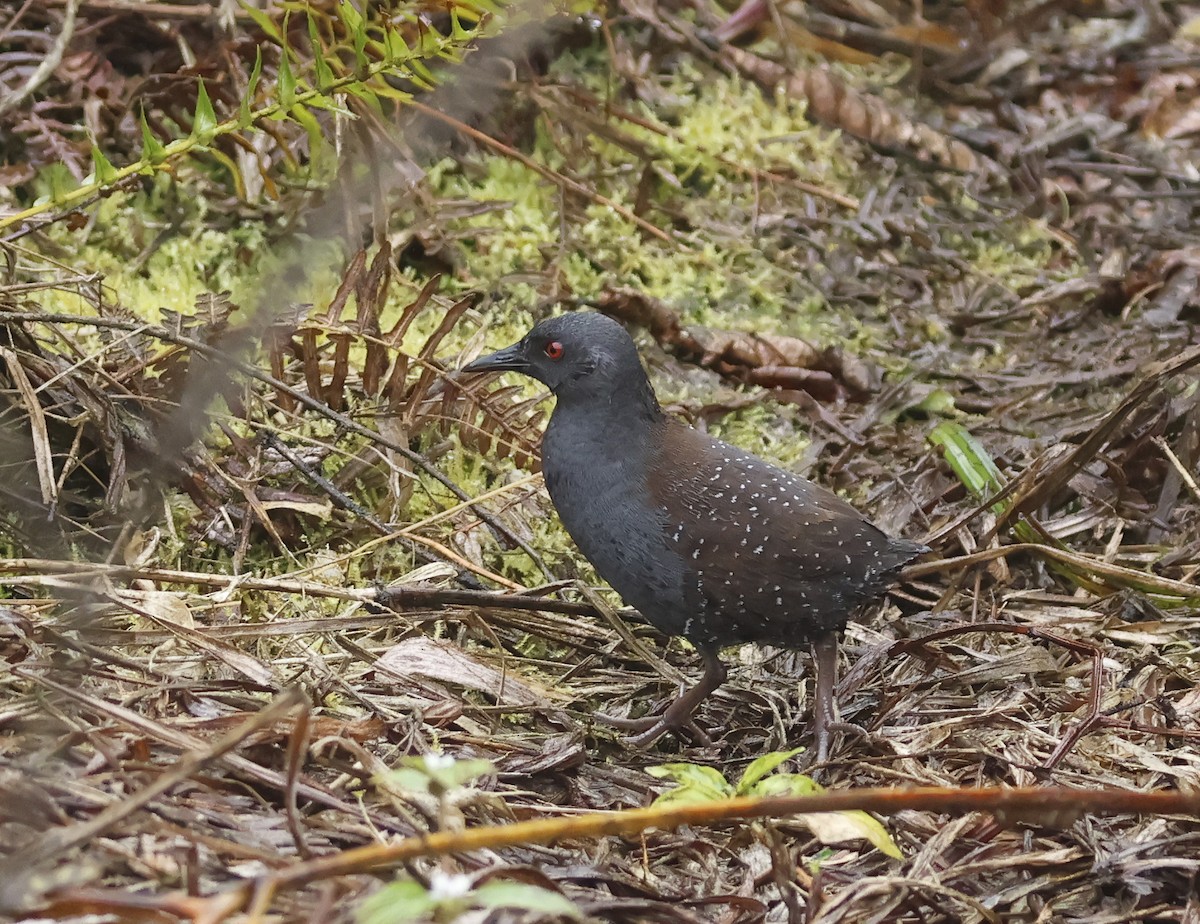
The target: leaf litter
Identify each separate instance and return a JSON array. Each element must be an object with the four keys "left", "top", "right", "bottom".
[{"left": 1, "top": 0, "right": 1199, "bottom": 920}]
